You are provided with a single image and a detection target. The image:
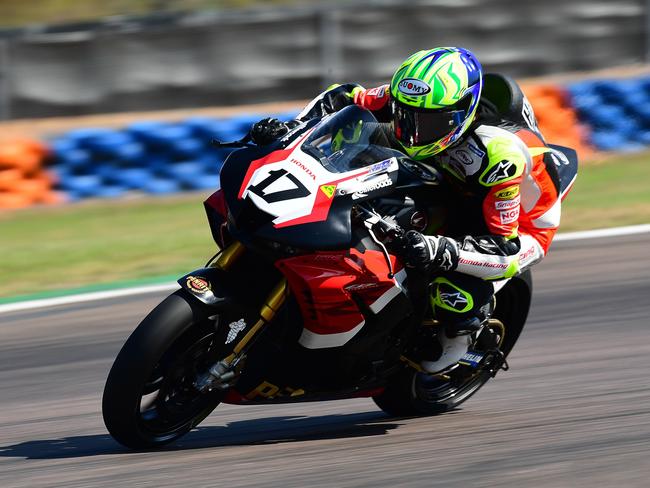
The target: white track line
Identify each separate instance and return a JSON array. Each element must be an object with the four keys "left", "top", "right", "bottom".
[
  {"left": 0, "top": 283, "right": 179, "bottom": 315},
  {"left": 553, "top": 223, "right": 650, "bottom": 241},
  {"left": 1, "top": 223, "right": 649, "bottom": 315}
]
